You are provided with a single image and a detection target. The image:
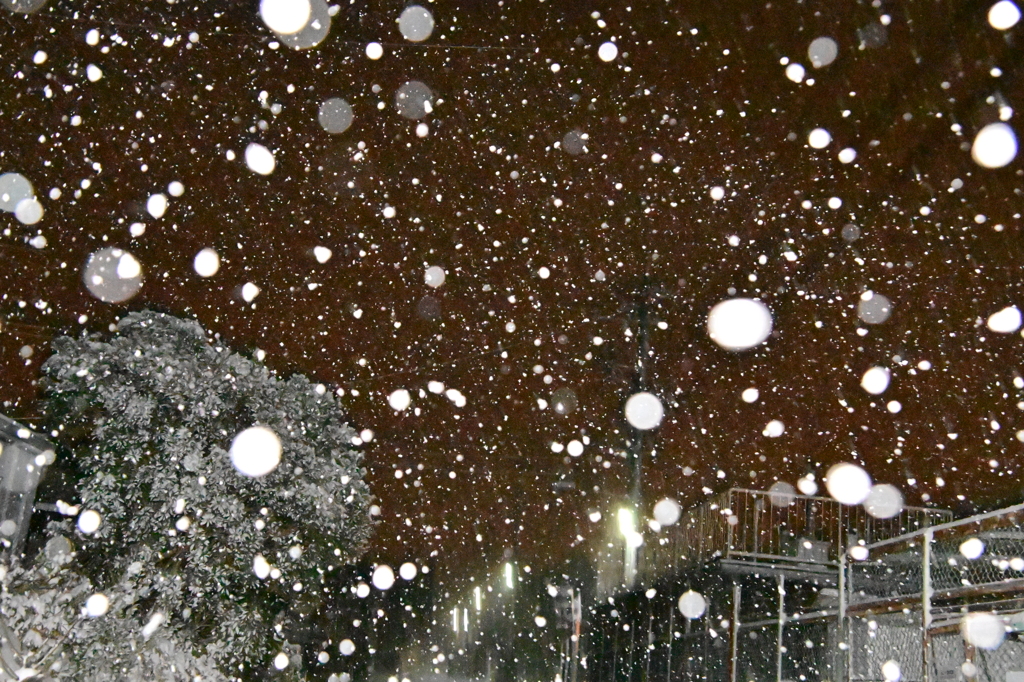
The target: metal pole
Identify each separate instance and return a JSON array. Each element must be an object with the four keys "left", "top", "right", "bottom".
[
  {"left": 666, "top": 599, "right": 674, "bottom": 682},
  {"left": 839, "top": 550, "right": 848, "bottom": 682},
  {"left": 922, "top": 529, "right": 933, "bottom": 682},
  {"left": 730, "top": 582, "right": 742, "bottom": 682},
  {"left": 776, "top": 575, "right": 786, "bottom": 682}
]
